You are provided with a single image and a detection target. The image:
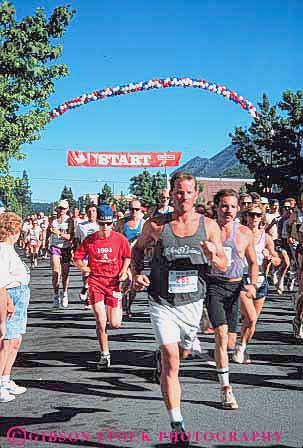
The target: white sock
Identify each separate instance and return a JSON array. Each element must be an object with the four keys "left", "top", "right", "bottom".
[
  {"left": 168, "top": 407, "right": 183, "bottom": 423},
  {"left": 217, "top": 368, "right": 229, "bottom": 387},
  {"left": 239, "top": 341, "right": 247, "bottom": 350},
  {"left": 1, "top": 375, "right": 10, "bottom": 387},
  {"left": 102, "top": 351, "right": 110, "bottom": 356}
]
